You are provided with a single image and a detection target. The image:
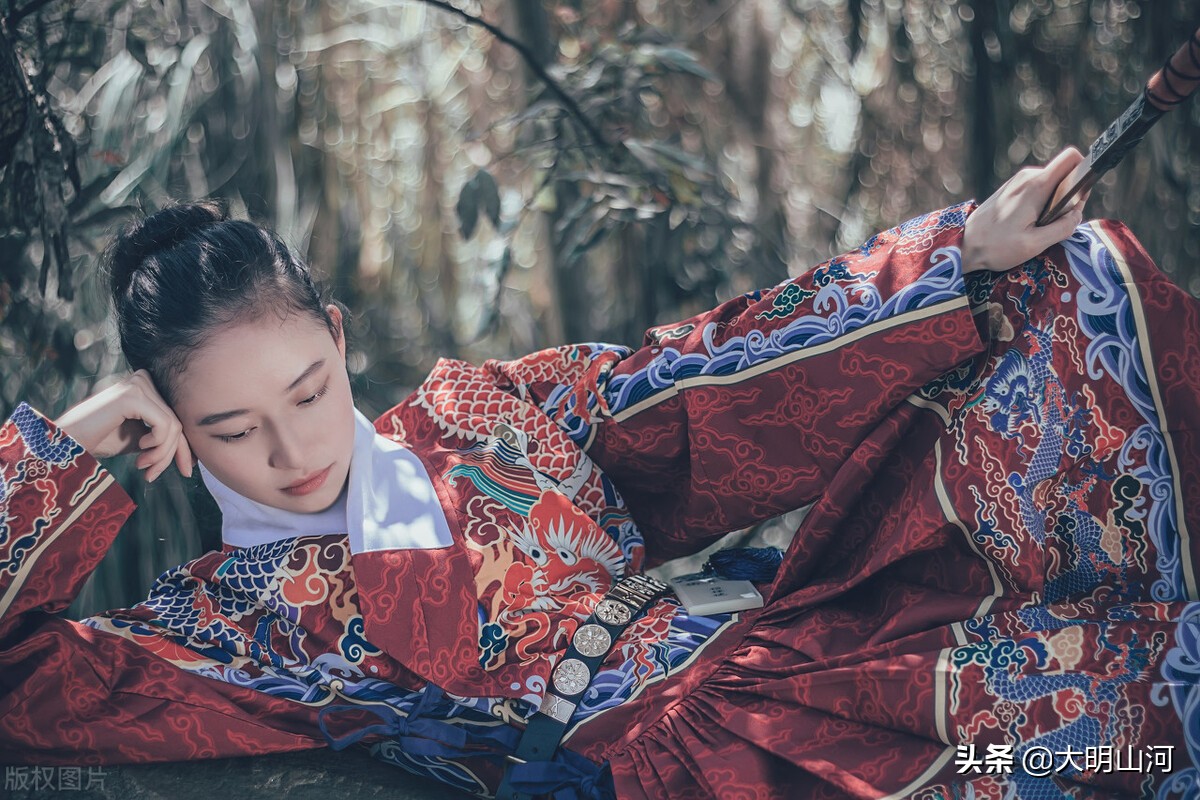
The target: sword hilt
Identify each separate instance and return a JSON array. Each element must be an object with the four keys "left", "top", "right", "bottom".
[{"left": 1036, "top": 25, "right": 1200, "bottom": 227}]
